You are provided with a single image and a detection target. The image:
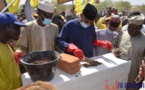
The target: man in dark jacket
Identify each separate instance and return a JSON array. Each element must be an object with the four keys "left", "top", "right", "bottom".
[{"left": 56, "top": 4, "right": 113, "bottom": 60}]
